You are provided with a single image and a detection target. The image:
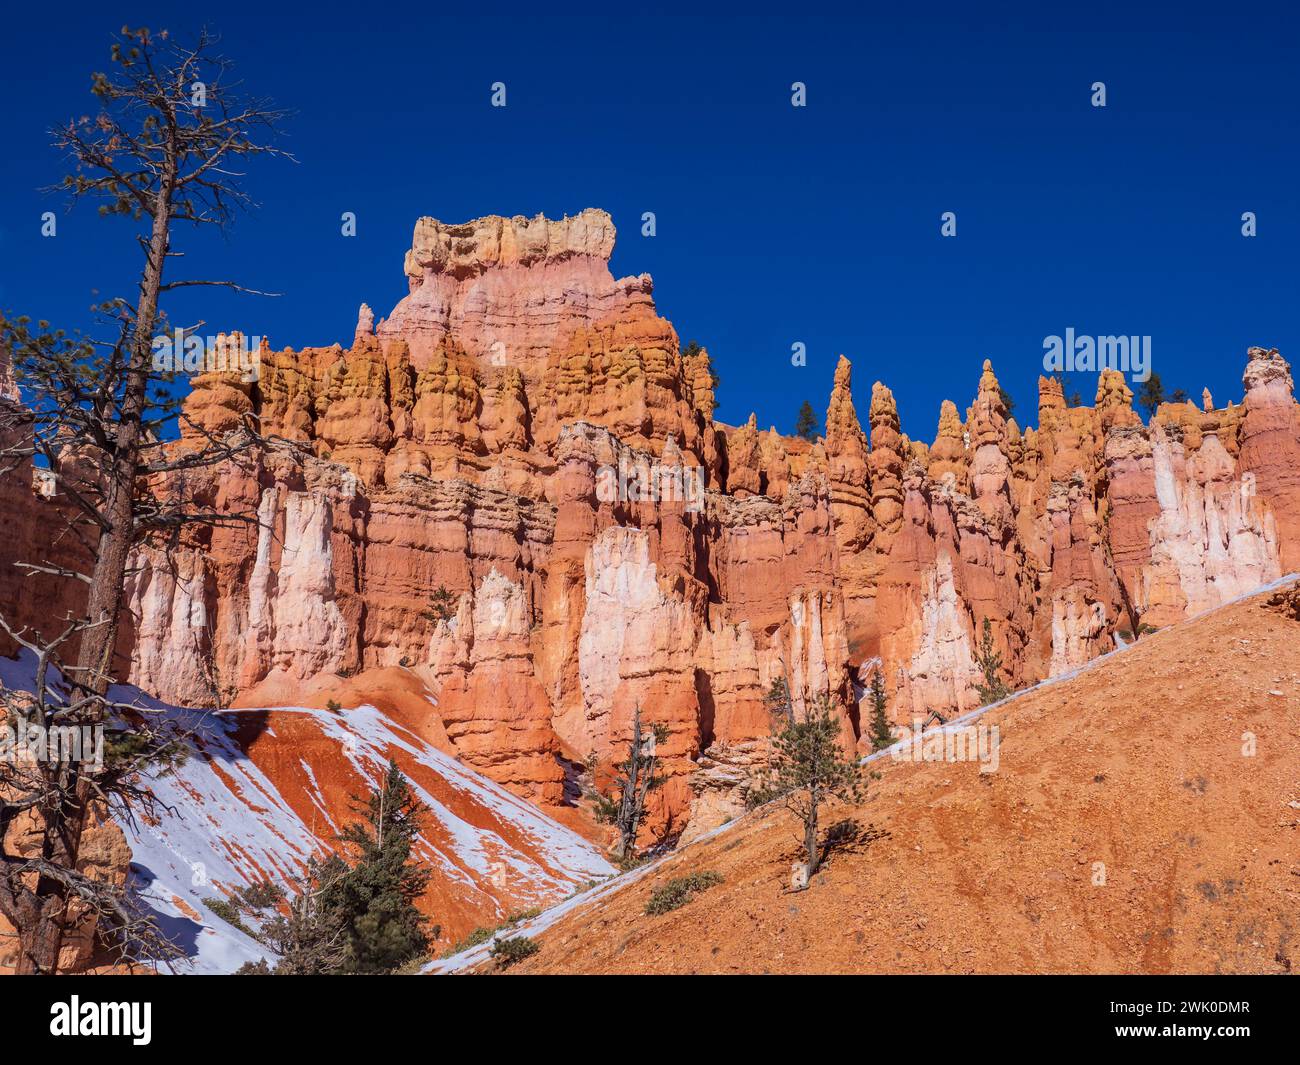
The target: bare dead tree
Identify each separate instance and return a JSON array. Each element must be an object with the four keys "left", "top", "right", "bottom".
[
  {"left": 0, "top": 25, "right": 291, "bottom": 973},
  {"left": 585, "top": 705, "right": 668, "bottom": 863}
]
